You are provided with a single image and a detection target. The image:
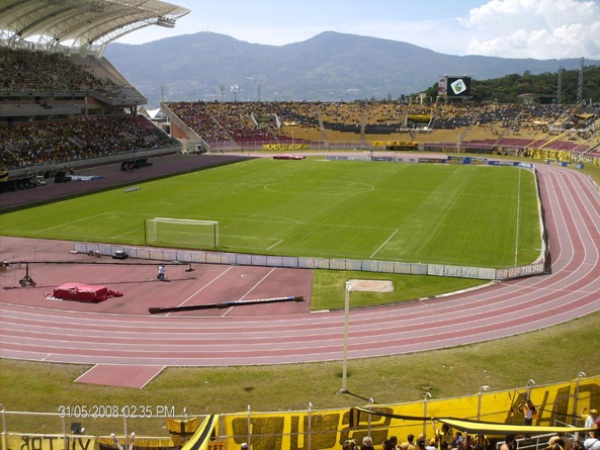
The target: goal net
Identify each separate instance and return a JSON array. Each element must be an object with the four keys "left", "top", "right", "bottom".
[{"left": 145, "top": 218, "right": 219, "bottom": 249}]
